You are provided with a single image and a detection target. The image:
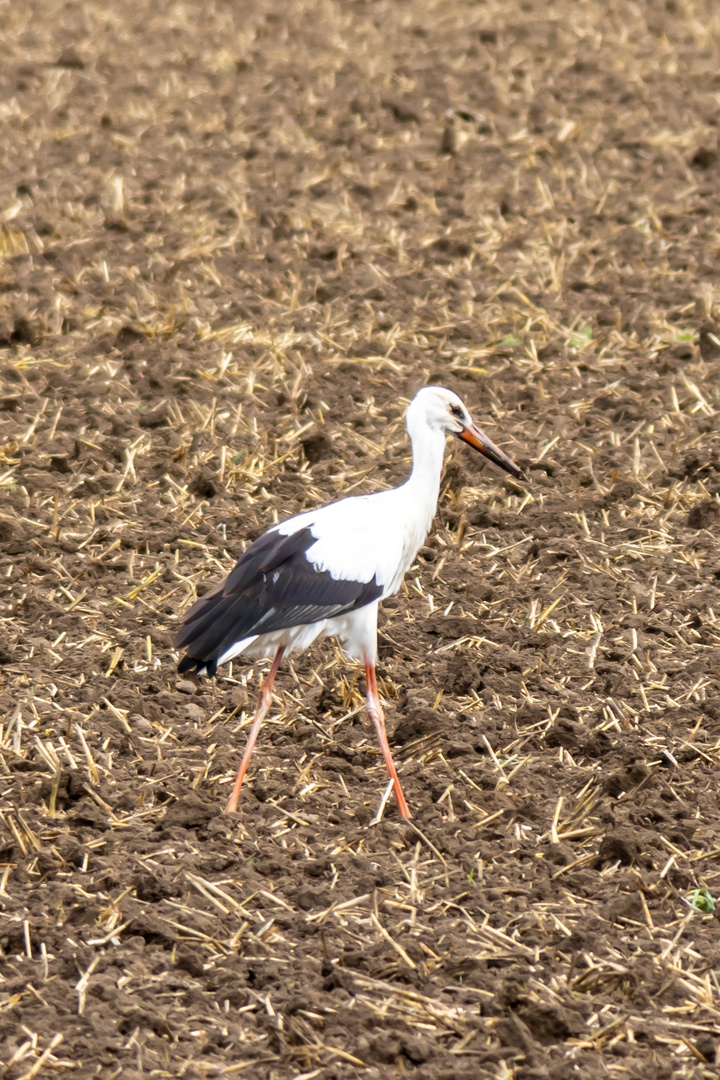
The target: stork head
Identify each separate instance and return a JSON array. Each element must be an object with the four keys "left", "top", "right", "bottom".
[{"left": 406, "top": 386, "right": 527, "bottom": 481}]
